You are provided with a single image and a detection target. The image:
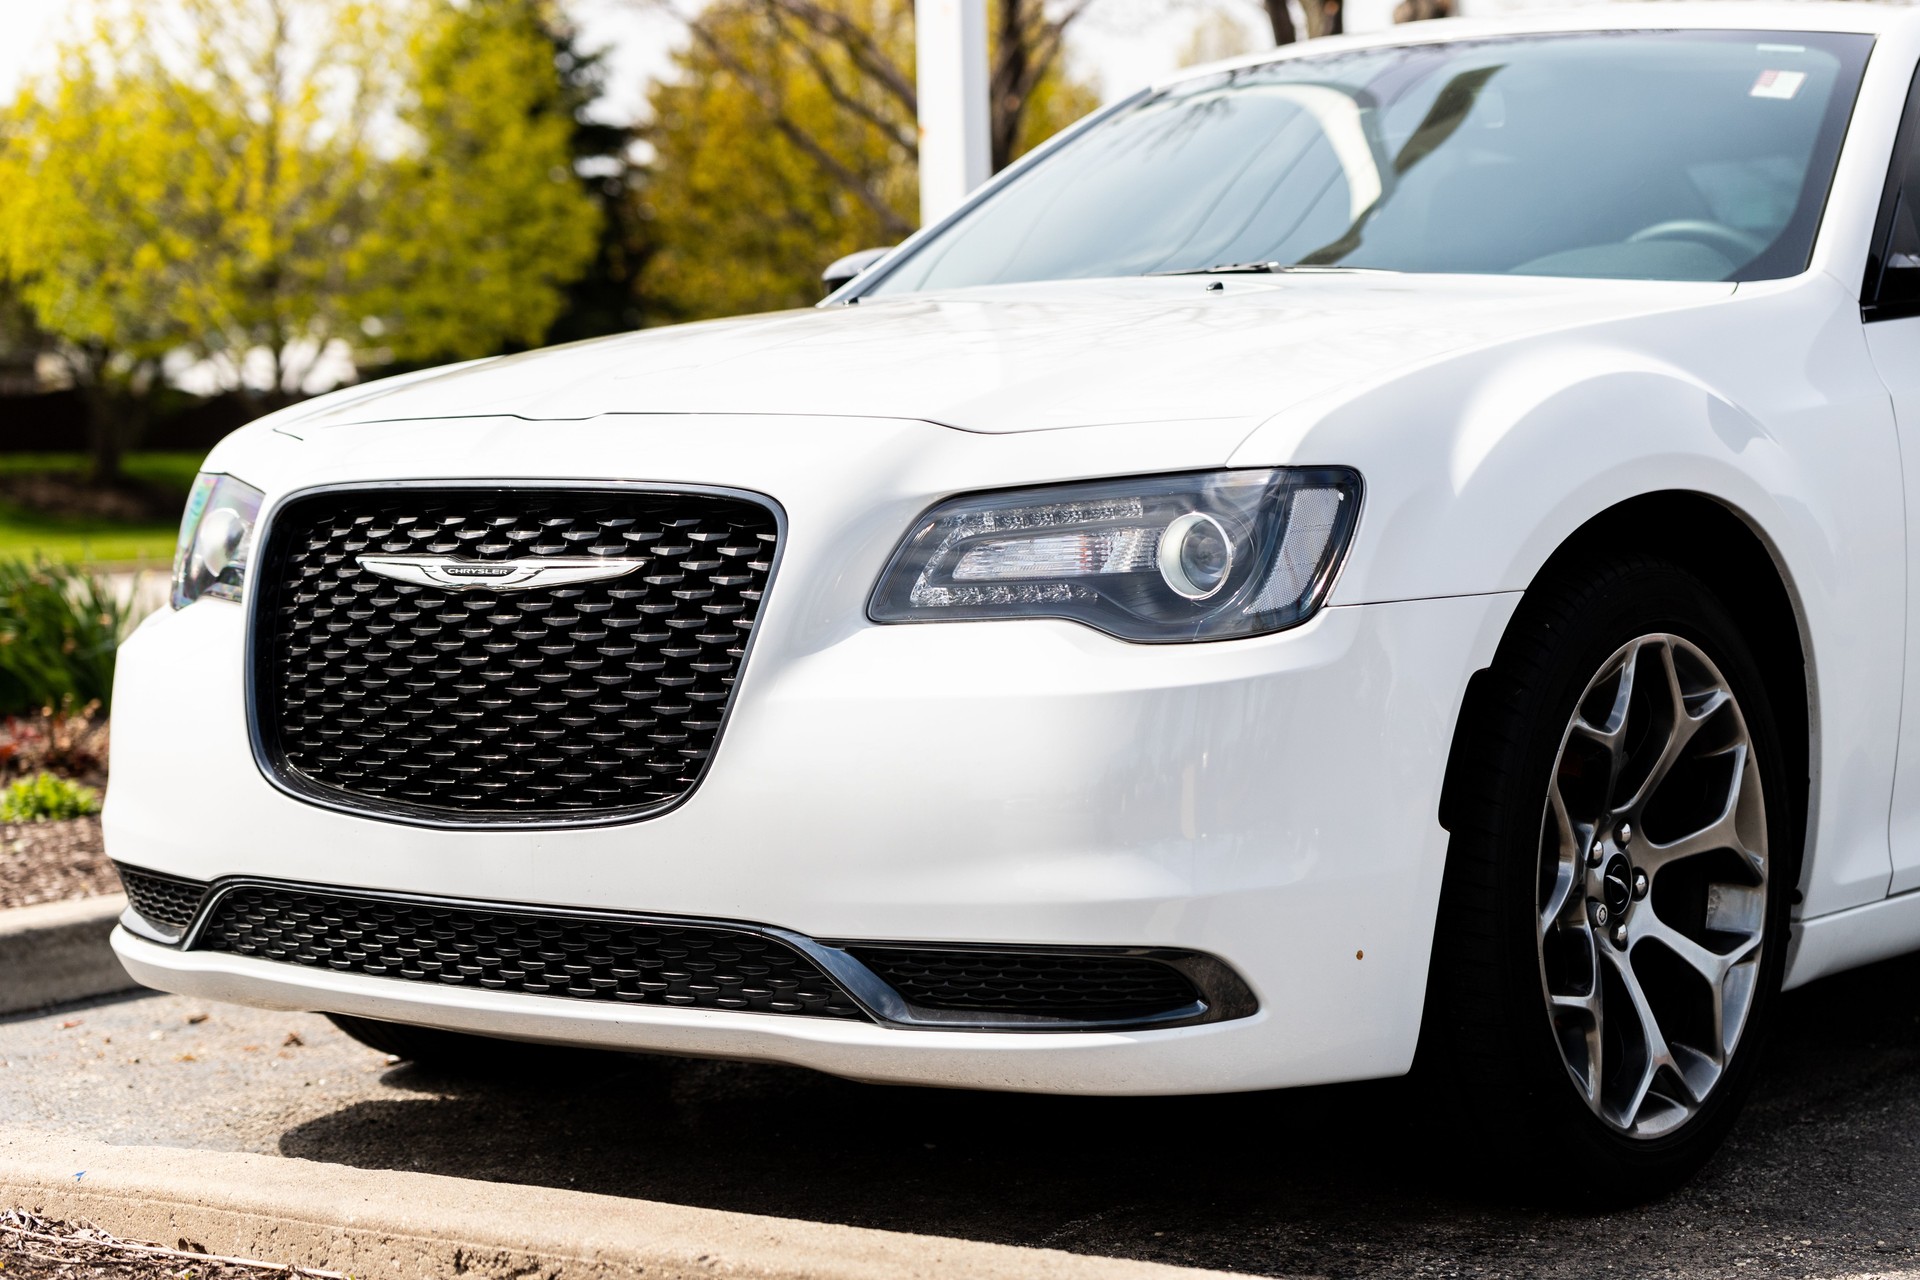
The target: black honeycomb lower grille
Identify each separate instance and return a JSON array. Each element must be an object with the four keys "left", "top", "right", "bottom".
[
  {"left": 123, "top": 872, "right": 1250, "bottom": 1030},
  {"left": 115, "top": 865, "right": 211, "bottom": 936},
  {"left": 849, "top": 947, "right": 1202, "bottom": 1018},
  {"left": 195, "top": 886, "right": 867, "bottom": 1019},
  {"left": 254, "top": 486, "right": 778, "bottom": 823}
]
